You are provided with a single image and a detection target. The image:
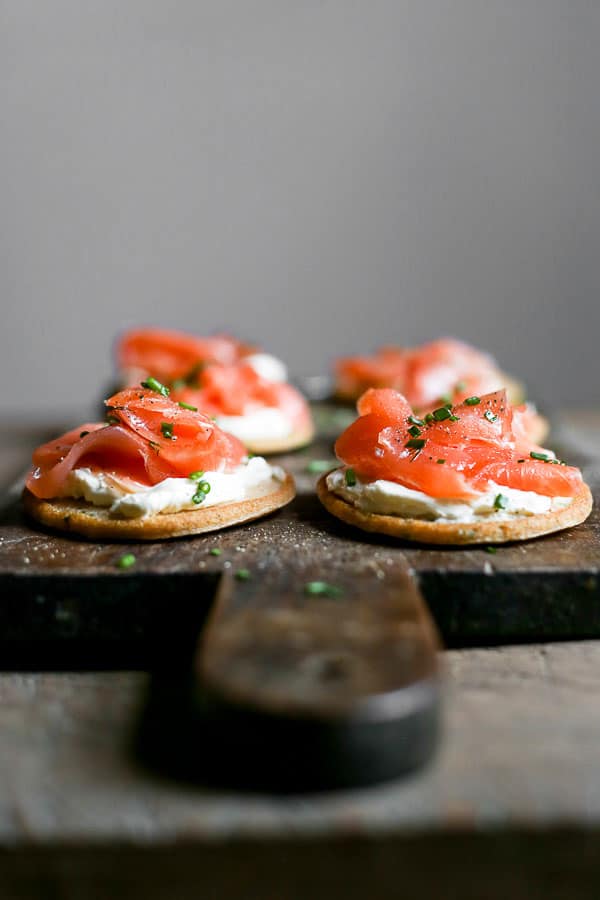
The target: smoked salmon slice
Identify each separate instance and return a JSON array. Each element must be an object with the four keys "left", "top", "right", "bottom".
[
  {"left": 171, "top": 362, "right": 311, "bottom": 432},
  {"left": 116, "top": 328, "right": 253, "bottom": 383},
  {"left": 26, "top": 386, "right": 247, "bottom": 500},
  {"left": 335, "top": 388, "right": 583, "bottom": 500},
  {"left": 335, "top": 338, "right": 522, "bottom": 410}
]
